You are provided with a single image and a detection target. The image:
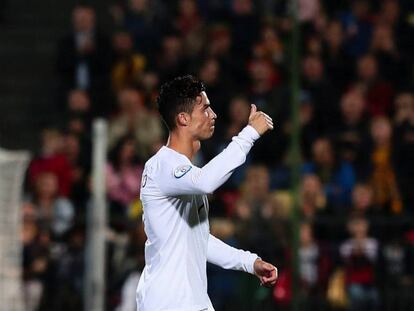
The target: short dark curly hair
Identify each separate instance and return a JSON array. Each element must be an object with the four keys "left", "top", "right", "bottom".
[{"left": 157, "top": 75, "right": 206, "bottom": 130}]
